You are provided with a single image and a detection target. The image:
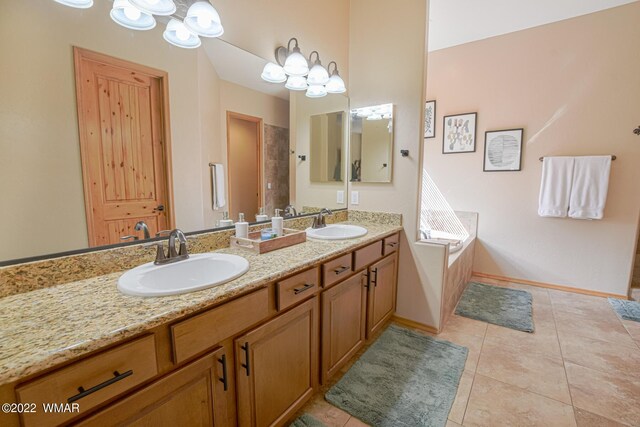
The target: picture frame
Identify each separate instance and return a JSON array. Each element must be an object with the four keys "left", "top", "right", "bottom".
[
  {"left": 483, "top": 128, "right": 524, "bottom": 172},
  {"left": 443, "top": 112, "right": 476, "bottom": 153},
  {"left": 424, "top": 100, "right": 436, "bottom": 138}
]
